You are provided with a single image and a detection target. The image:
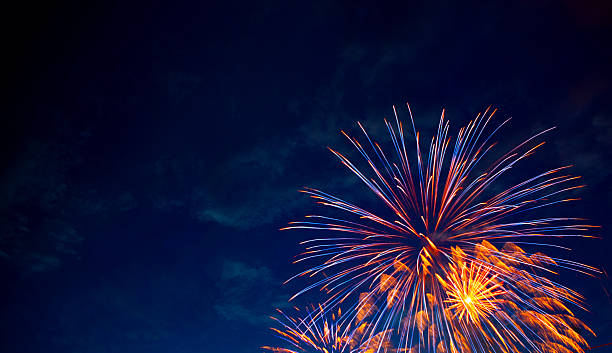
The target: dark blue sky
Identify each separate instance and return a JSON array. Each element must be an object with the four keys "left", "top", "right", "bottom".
[{"left": 2, "top": 1, "right": 612, "bottom": 352}]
